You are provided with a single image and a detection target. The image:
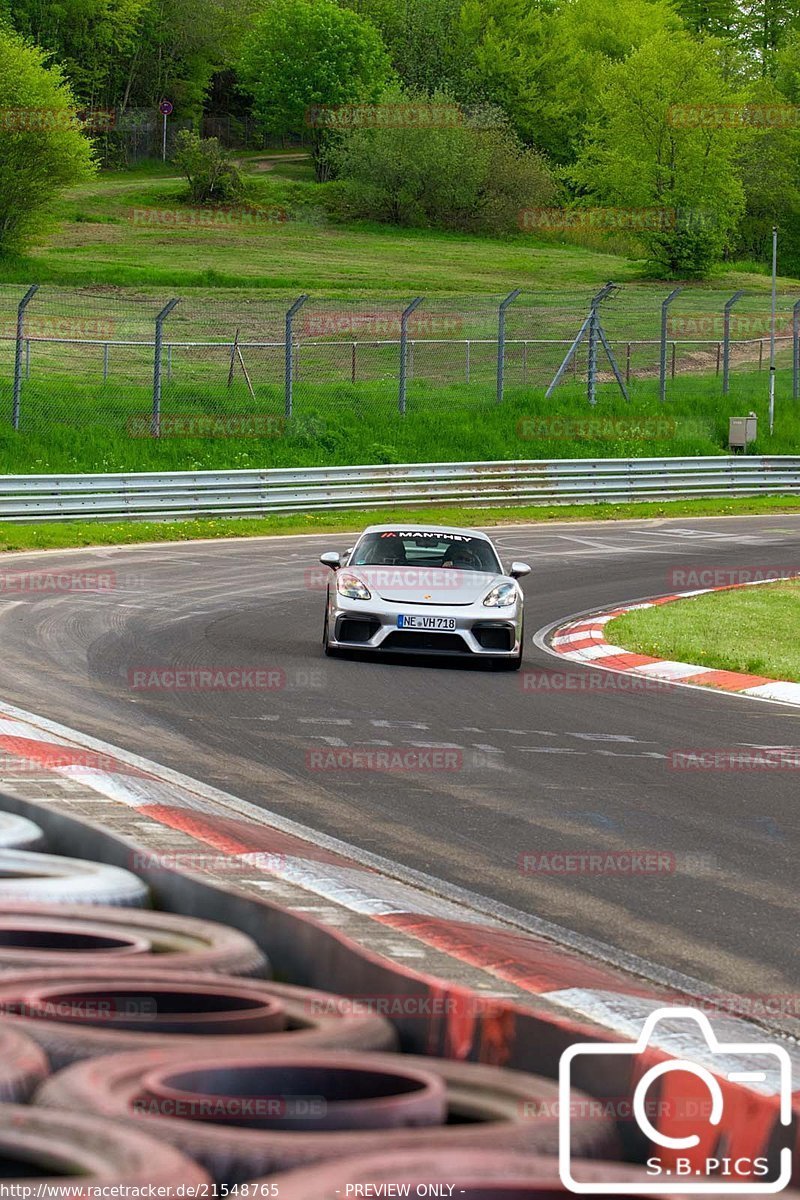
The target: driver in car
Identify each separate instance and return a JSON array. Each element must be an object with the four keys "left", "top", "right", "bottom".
[{"left": 442, "top": 543, "right": 479, "bottom": 570}]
